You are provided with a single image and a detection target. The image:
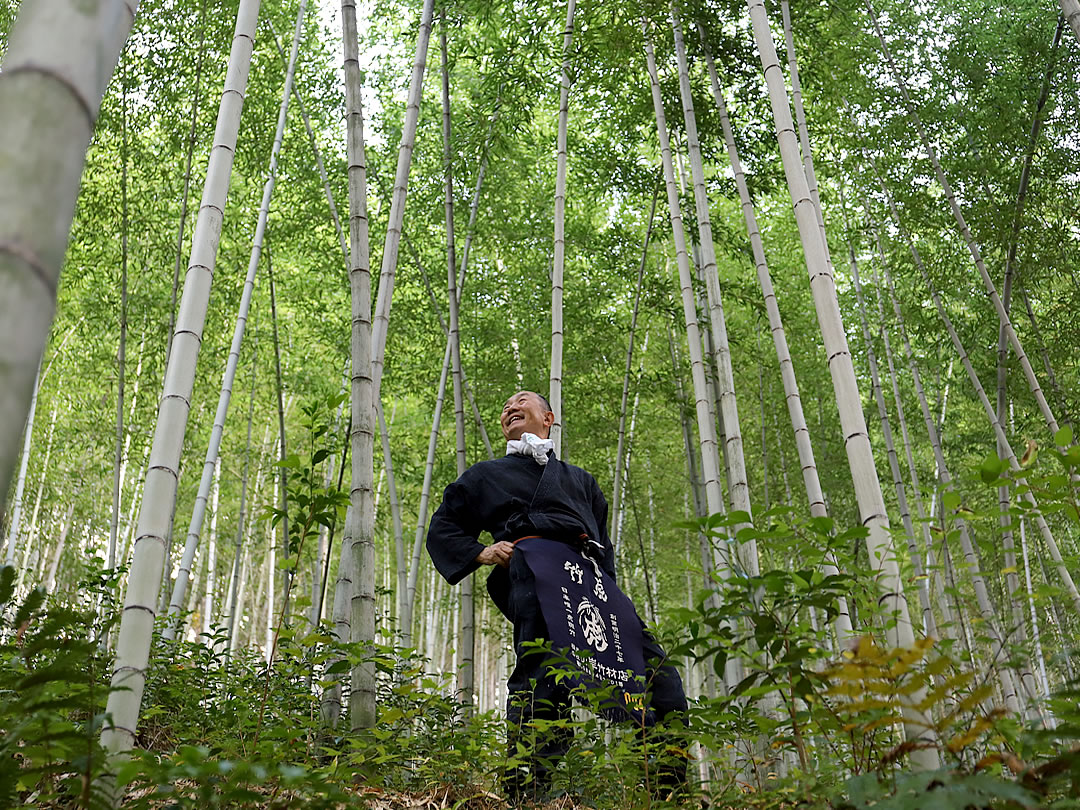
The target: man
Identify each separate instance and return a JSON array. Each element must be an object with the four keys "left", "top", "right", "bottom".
[{"left": 426, "top": 390, "right": 687, "bottom": 800}]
